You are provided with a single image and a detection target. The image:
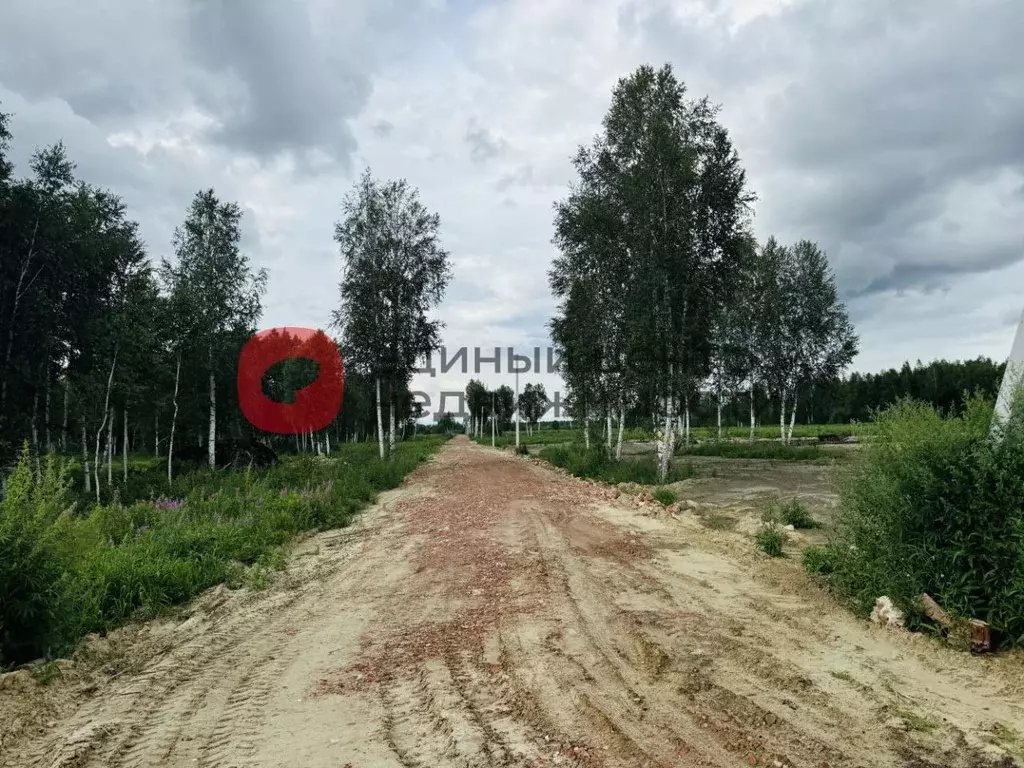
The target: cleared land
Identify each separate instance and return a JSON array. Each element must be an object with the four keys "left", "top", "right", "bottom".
[{"left": 2, "top": 436, "right": 1022, "bottom": 768}]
